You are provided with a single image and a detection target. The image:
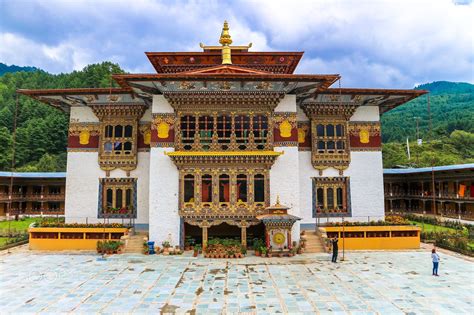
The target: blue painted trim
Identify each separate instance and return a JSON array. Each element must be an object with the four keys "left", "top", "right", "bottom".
[
  {"left": 0, "top": 172, "right": 66, "bottom": 178},
  {"left": 384, "top": 163, "right": 474, "bottom": 174}
]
